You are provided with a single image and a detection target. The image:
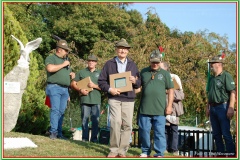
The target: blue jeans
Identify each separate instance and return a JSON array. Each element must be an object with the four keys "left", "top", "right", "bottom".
[
  {"left": 46, "top": 84, "right": 69, "bottom": 135},
  {"left": 57, "top": 114, "right": 64, "bottom": 137},
  {"left": 138, "top": 114, "right": 166, "bottom": 156},
  {"left": 165, "top": 124, "right": 178, "bottom": 152},
  {"left": 210, "top": 103, "right": 235, "bottom": 154},
  {"left": 81, "top": 104, "right": 100, "bottom": 142}
]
